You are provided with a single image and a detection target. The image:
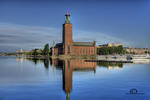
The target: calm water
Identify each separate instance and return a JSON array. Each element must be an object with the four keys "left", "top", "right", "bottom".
[{"left": 0, "top": 56, "right": 150, "bottom": 100}]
